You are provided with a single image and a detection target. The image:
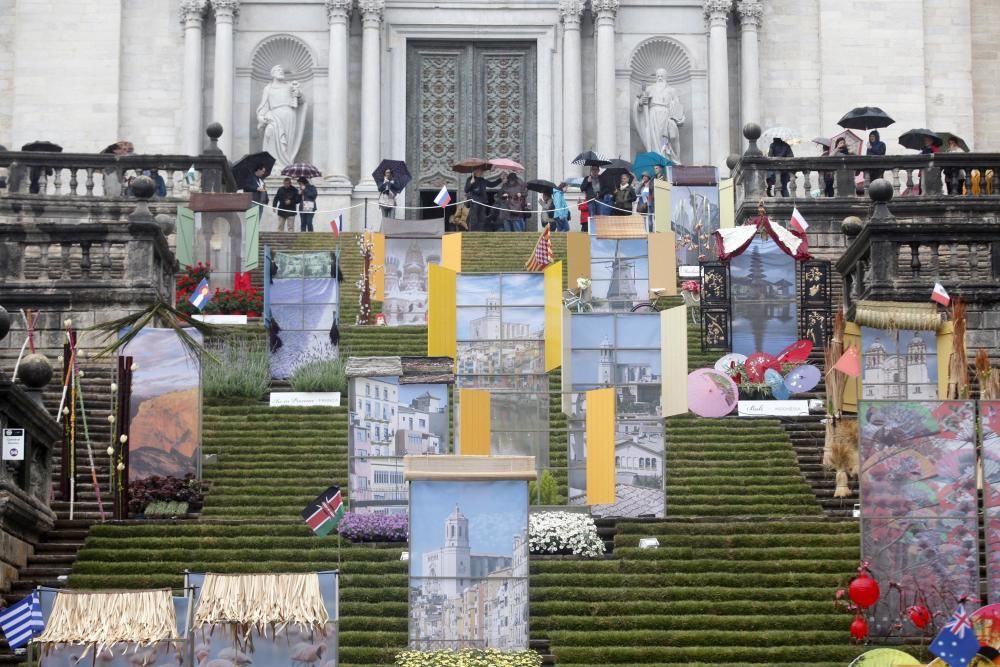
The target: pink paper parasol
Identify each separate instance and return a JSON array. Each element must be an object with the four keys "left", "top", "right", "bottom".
[
  {"left": 745, "top": 352, "right": 779, "bottom": 383},
  {"left": 714, "top": 353, "right": 747, "bottom": 374},
  {"left": 487, "top": 158, "right": 525, "bottom": 171},
  {"left": 687, "top": 369, "right": 739, "bottom": 417},
  {"left": 776, "top": 339, "right": 814, "bottom": 364},
  {"left": 784, "top": 364, "right": 821, "bottom": 394}
]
